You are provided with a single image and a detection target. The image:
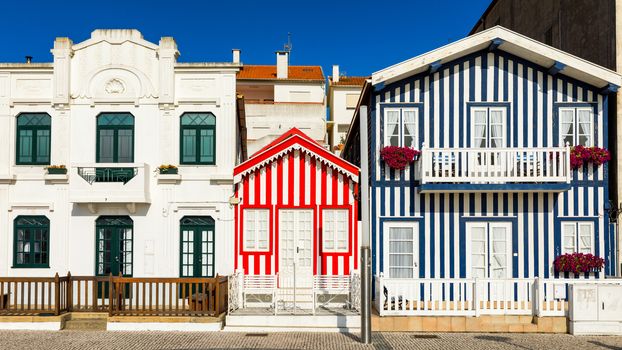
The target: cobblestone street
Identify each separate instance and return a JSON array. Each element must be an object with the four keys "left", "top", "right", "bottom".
[{"left": 0, "top": 331, "right": 621, "bottom": 350}]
